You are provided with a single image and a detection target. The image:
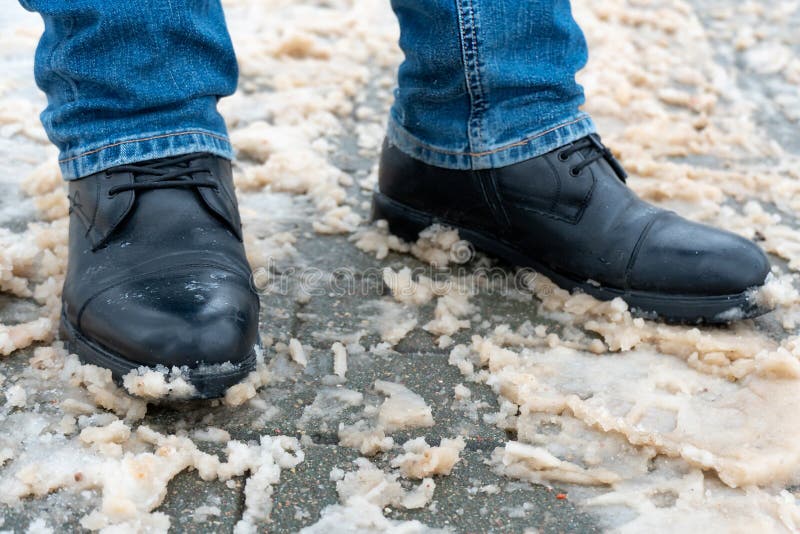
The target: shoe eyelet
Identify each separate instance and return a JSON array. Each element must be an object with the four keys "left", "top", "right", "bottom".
[
  {"left": 569, "top": 168, "right": 581, "bottom": 177},
  {"left": 558, "top": 151, "right": 569, "bottom": 162}
]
